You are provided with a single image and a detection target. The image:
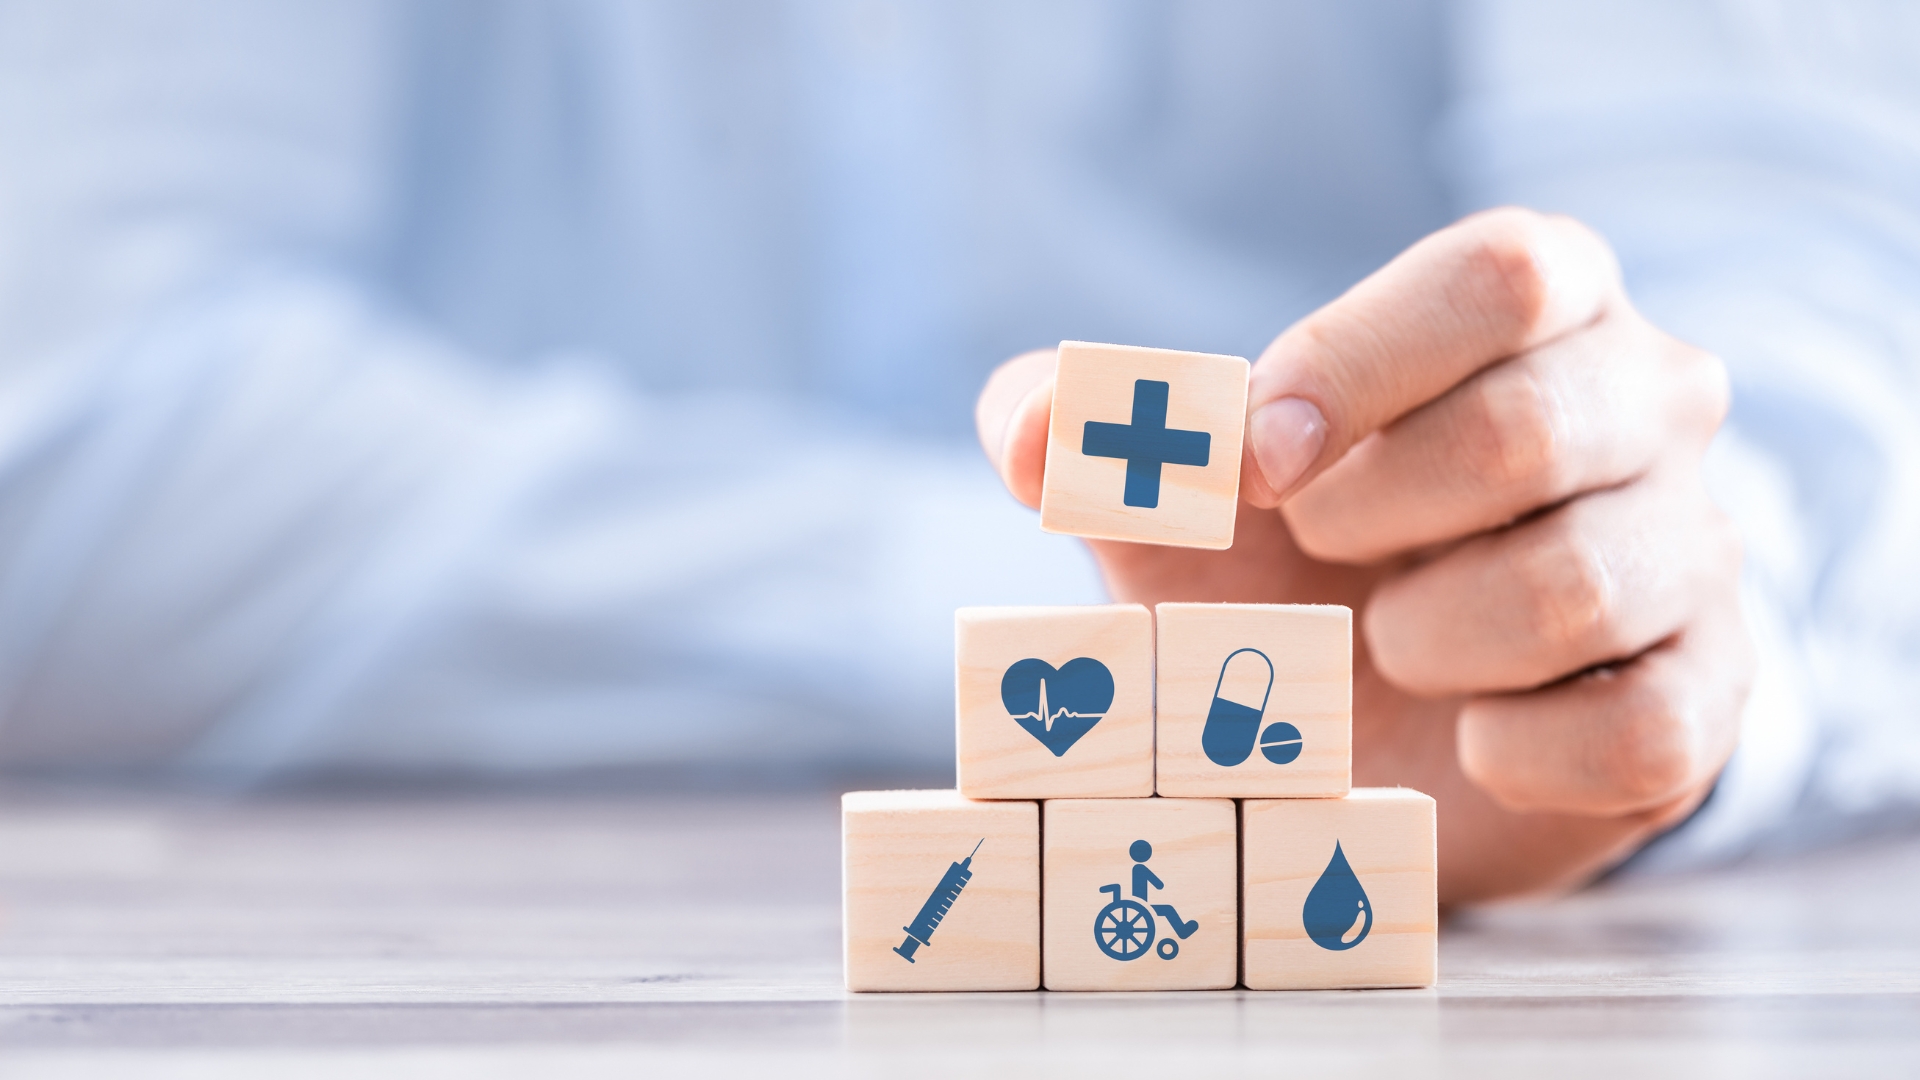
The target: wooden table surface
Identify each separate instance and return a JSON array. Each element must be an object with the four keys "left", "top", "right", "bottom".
[{"left": 0, "top": 782, "right": 1914, "bottom": 1077}]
